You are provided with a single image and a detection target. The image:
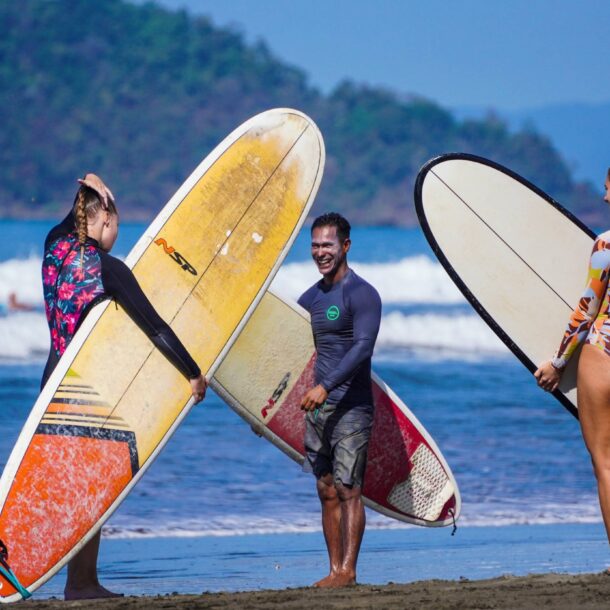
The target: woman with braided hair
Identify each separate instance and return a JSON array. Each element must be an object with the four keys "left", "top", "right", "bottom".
[{"left": 41, "top": 174, "right": 207, "bottom": 600}]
